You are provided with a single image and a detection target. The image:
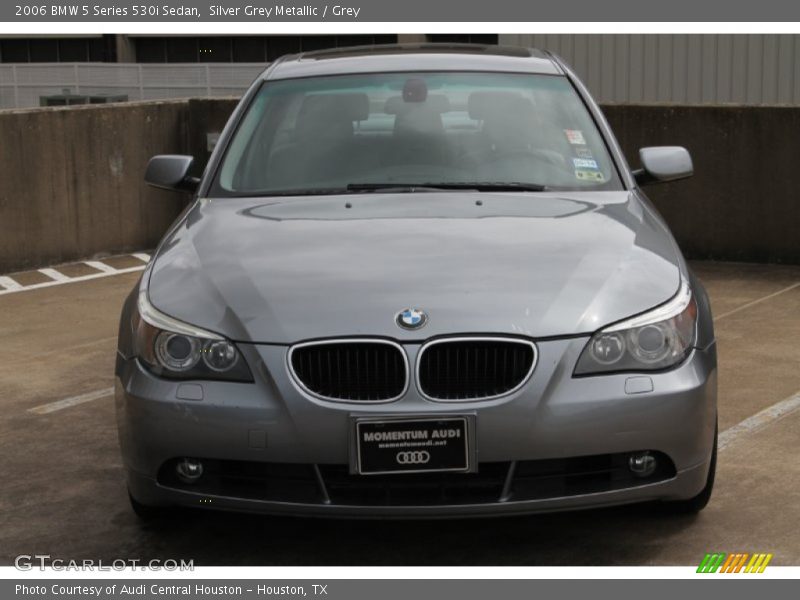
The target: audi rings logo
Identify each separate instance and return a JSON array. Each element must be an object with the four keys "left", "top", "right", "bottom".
[{"left": 396, "top": 450, "right": 431, "bottom": 465}]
